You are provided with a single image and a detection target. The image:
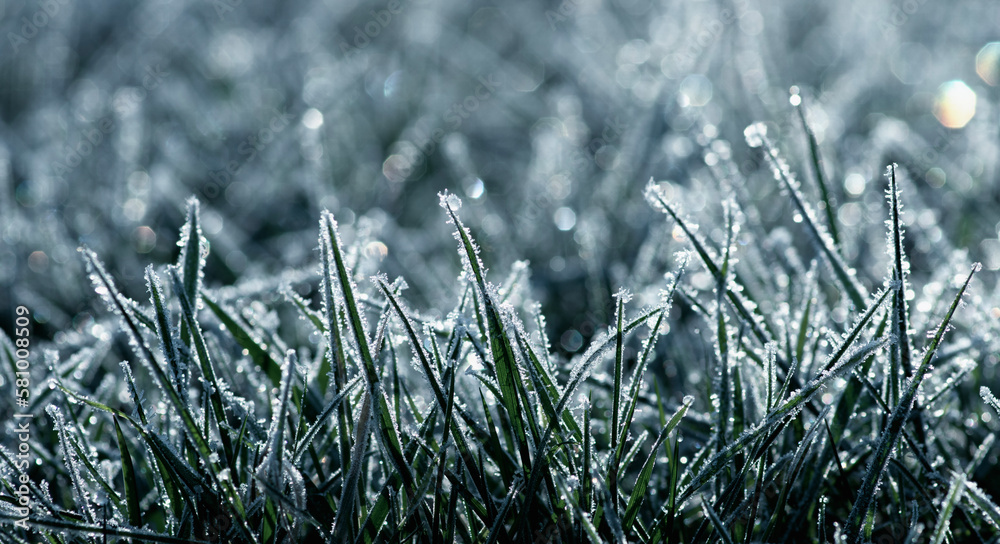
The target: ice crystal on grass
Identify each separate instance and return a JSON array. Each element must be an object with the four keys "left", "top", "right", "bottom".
[{"left": 48, "top": 405, "right": 97, "bottom": 524}]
